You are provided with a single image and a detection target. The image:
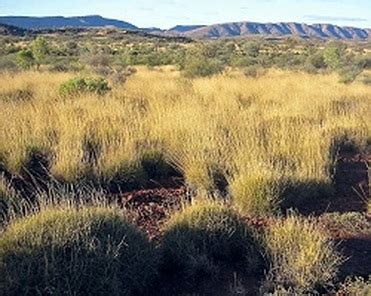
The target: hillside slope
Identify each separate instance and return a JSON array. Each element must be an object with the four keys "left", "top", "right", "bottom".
[
  {"left": 0, "top": 23, "right": 29, "bottom": 36},
  {"left": 0, "top": 15, "right": 137, "bottom": 30},
  {"left": 167, "top": 22, "right": 371, "bottom": 40}
]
